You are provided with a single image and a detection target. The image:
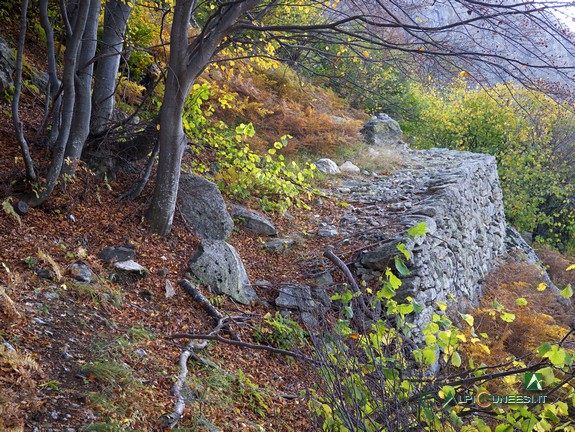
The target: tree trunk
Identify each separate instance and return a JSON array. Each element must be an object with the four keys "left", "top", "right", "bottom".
[
  {"left": 146, "top": 0, "right": 263, "bottom": 235},
  {"left": 62, "top": 0, "right": 101, "bottom": 176},
  {"left": 91, "top": 0, "right": 133, "bottom": 134},
  {"left": 12, "top": 0, "right": 36, "bottom": 181},
  {"left": 144, "top": 73, "right": 188, "bottom": 235},
  {"left": 39, "top": 0, "right": 62, "bottom": 147},
  {"left": 29, "top": 0, "right": 91, "bottom": 206}
]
